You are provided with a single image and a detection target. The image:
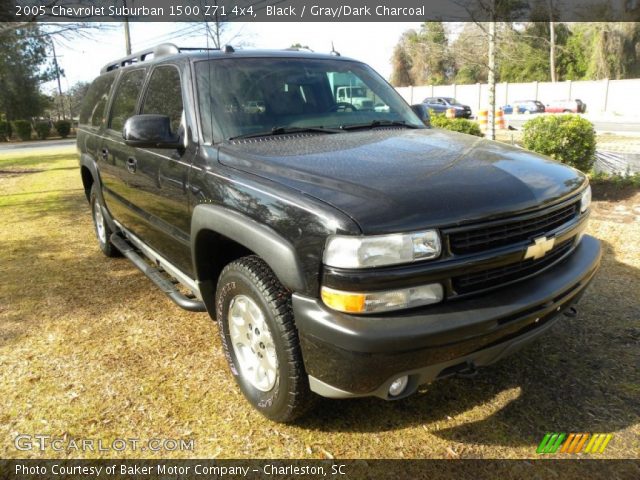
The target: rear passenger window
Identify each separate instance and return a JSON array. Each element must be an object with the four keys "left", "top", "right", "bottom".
[
  {"left": 142, "top": 66, "right": 184, "bottom": 135},
  {"left": 109, "top": 69, "right": 146, "bottom": 132},
  {"left": 79, "top": 72, "right": 117, "bottom": 127}
]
